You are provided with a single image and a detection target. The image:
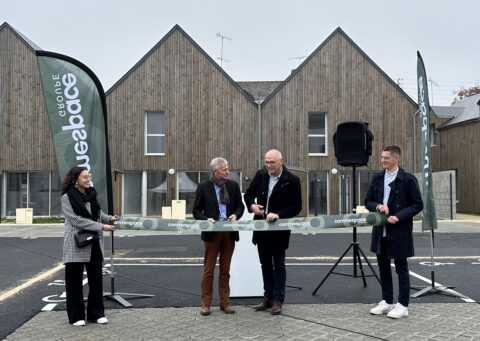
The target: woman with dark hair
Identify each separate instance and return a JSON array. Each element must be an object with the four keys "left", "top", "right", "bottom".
[{"left": 61, "top": 166, "right": 115, "bottom": 326}]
